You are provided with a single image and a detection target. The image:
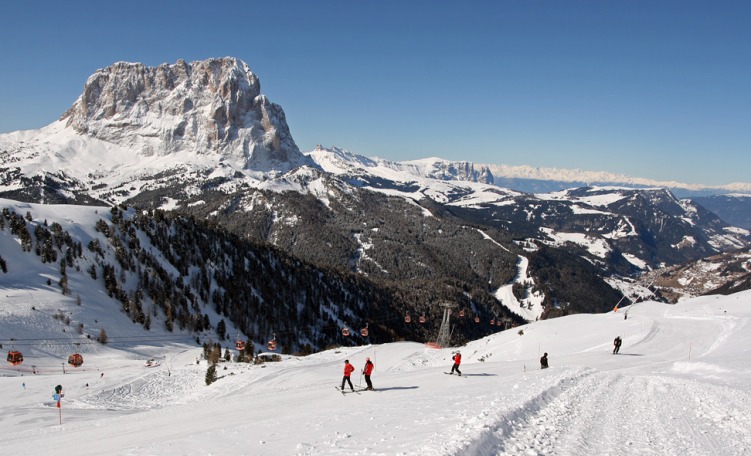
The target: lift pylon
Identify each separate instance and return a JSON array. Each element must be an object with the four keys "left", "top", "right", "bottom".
[{"left": 436, "top": 302, "right": 458, "bottom": 348}]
